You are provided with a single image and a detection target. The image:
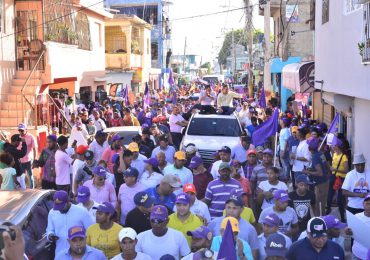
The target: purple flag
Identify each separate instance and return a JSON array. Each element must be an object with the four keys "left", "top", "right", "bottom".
[
  {"left": 124, "top": 85, "right": 129, "bottom": 106},
  {"left": 217, "top": 220, "right": 237, "bottom": 260},
  {"left": 172, "top": 89, "right": 177, "bottom": 105},
  {"left": 143, "top": 83, "right": 151, "bottom": 109},
  {"left": 252, "top": 108, "right": 279, "bottom": 146},
  {"left": 328, "top": 112, "right": 340, "bottom": 146},
  {"left": 168, "top": 68, "right": 174, "bottom": 86},
  {"left": 259, "top": 86, "right": 266, "bottom": 108}
]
